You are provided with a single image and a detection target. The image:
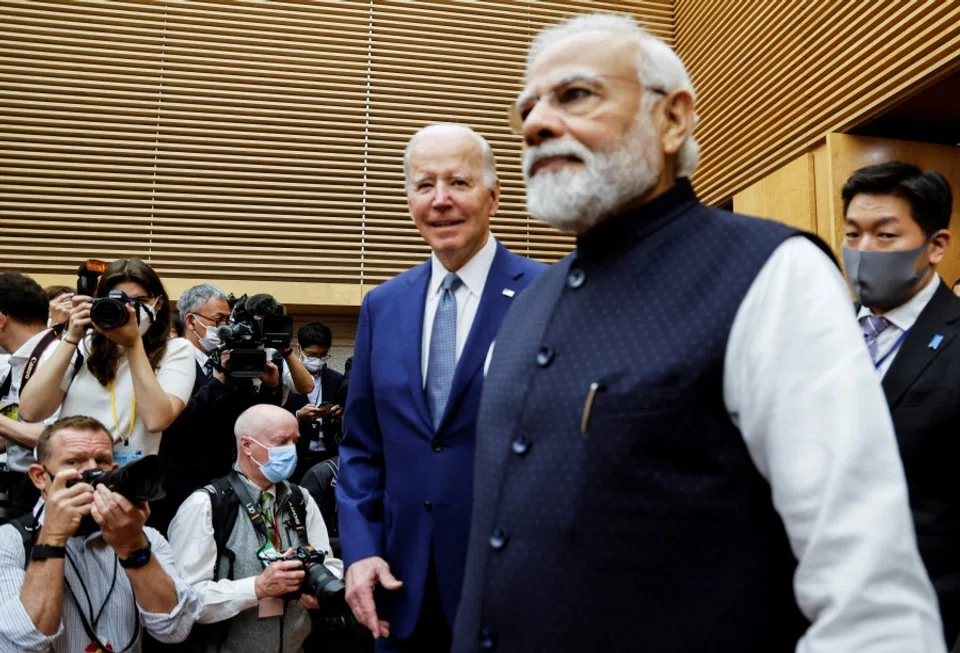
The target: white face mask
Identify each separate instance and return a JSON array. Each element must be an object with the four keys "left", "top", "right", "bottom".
[
  {"left": 191, "top": 313, "right": 223, "bottom": 353},
  {"left": 138, "top": 302, "right": 157, "bottom": 336},
  {"left": 301, "top": 357, "right": 324, "bottom": 374}
]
